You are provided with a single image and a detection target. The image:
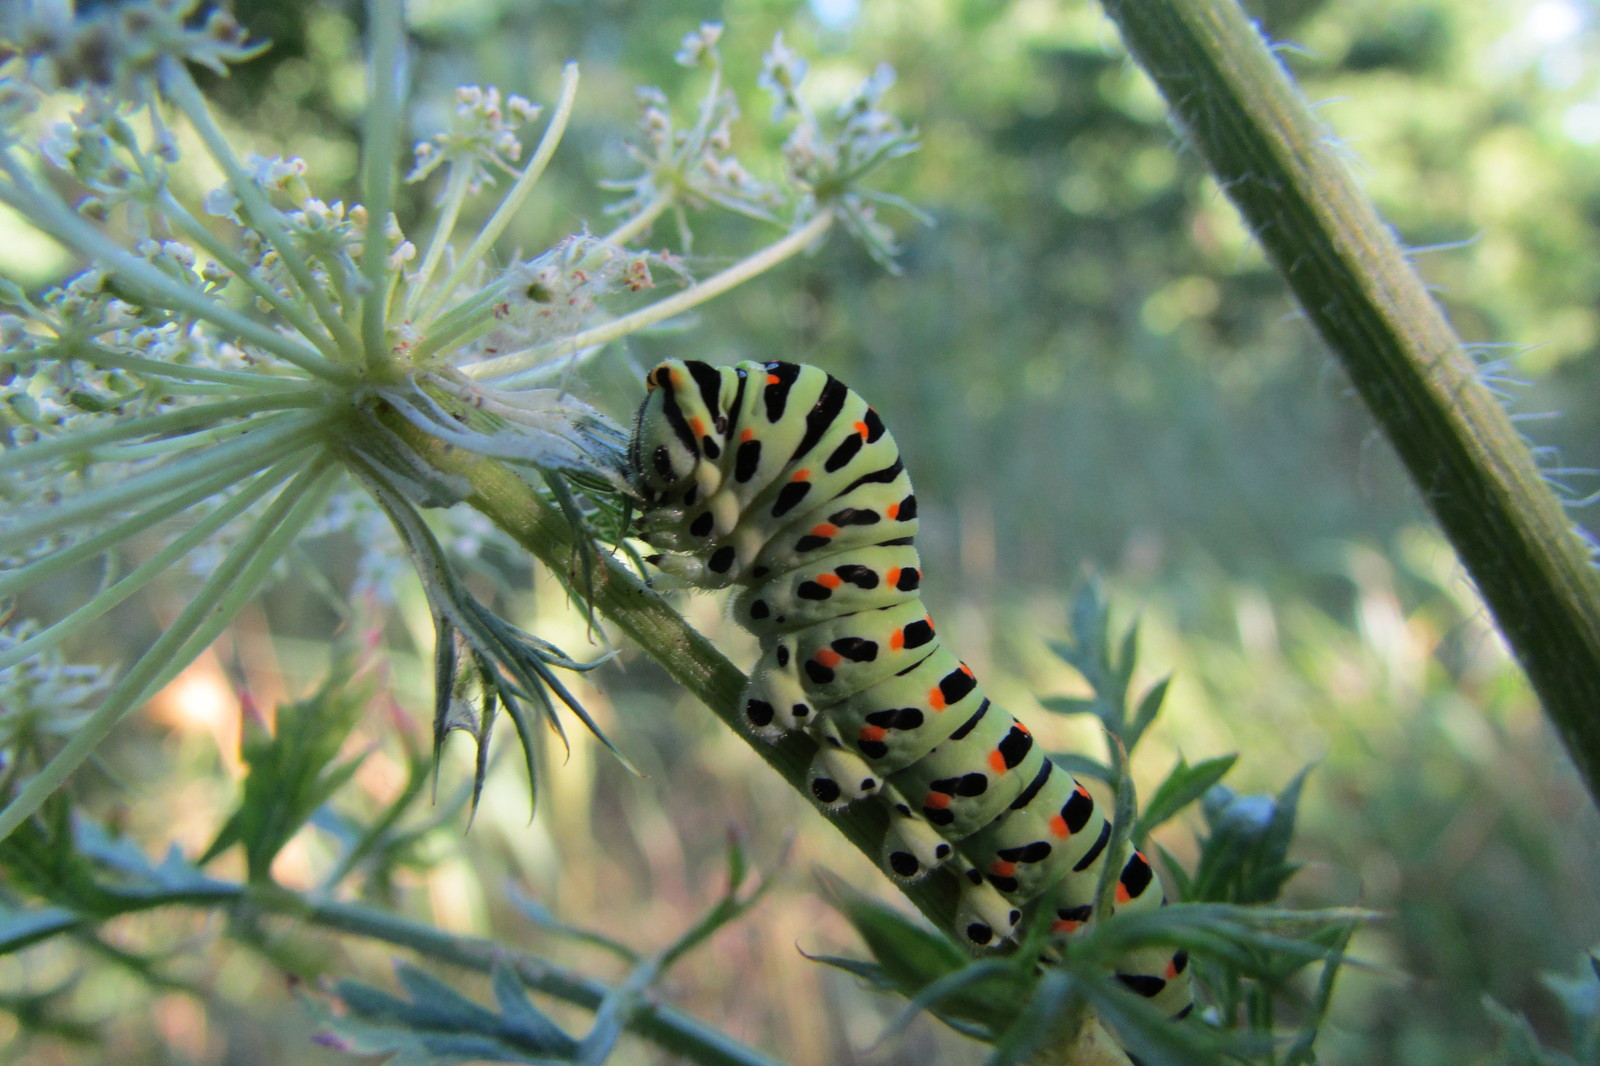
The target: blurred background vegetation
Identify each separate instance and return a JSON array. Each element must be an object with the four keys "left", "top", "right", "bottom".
[{"left": 4, "top": 0, "right": 1600, "bottom": 1063}]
